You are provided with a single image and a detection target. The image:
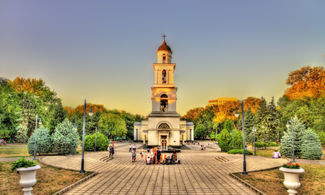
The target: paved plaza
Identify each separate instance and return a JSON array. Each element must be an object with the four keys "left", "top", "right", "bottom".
[{"left": 41, "top": 143, "right": 286, "bottom": 195}]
